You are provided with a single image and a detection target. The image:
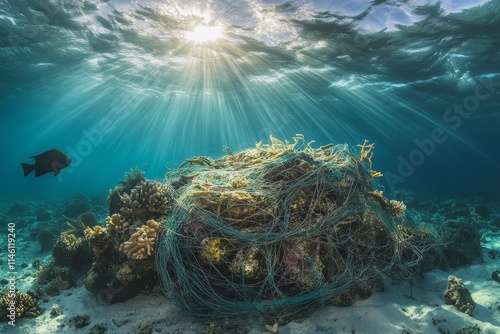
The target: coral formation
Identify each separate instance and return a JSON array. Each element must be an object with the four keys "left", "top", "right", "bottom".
[
  {"left": 119, "top": 219, "right": 160, "bottom": 259},
  {"left": 83, "top": 135, "right": 438, "bottom": 319},
  {"left": 83, "top": 172, "right": 169, "bottom": 302},
  {"left": 107, "top": 168, "right": 146, "bottom": 215},
  {"left": 50, "top": 304, "right": 62, "bottom": 316},
  {"left": 35, "top": 261, "right": 74, "bottom": 295},
  {"left": 105, "top": 213, "right": 124, "bottom": 232},
  {"left": 439, "top": 220, "right": 481, "bottom": 268},
  {"left": 44, "top": 276, "right": 70, "bottom": 296},
  {"left": 473, "top": 204, "right": 489, "bottom": 217},
  {"left": 357, "top": 139, "right": 383, "bottom": 178},
  {"left": 36, "top": 209, "right": 51, "bottom": 221},
  {"left": 444, "top": 275, "right": 475, "bottom": 316},
  {"left": 7, "top": 202, "right": 29, "bottom": 215},
  {"left": 119, "top": 180, "right": 169, "bottom": 217},
  {"left": 156, "top": 135, "right": 436, "bottom": 319},
  {"left": 389, "top": 200, "right": 407, "bottom": 218},
  {"left": 0, "top": 290, "right": 40, "bottom": 321},
  {"left": 52, "top": 232, "right": 93, "bottom": 270}
]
